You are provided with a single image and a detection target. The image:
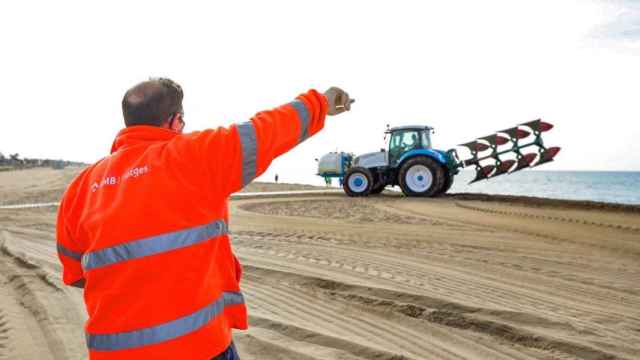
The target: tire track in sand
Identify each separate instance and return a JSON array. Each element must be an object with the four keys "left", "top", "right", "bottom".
[
  {"left": 454, "top": 202, "right": 640, "bottom": 234},
  {"left": 0, "top": 231, "right": 86, "bottom": 359},
  {"left": 0, "top": 310, "right": 7, "bottom": 359},
  {"left": 236, "top": 233, "right": 640, "bottom": 323},
  {"left": 233, "top": 229, "right": 639, "bottom": 358},
  {"left": 245, "top": 264, "right": 623, "bottom": 360},
  {"left": 243, "top": 274, "right": 517, "bottom": 359},
  {"left": 241, "top": 241, "right": 640, "bottom": 356}
]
